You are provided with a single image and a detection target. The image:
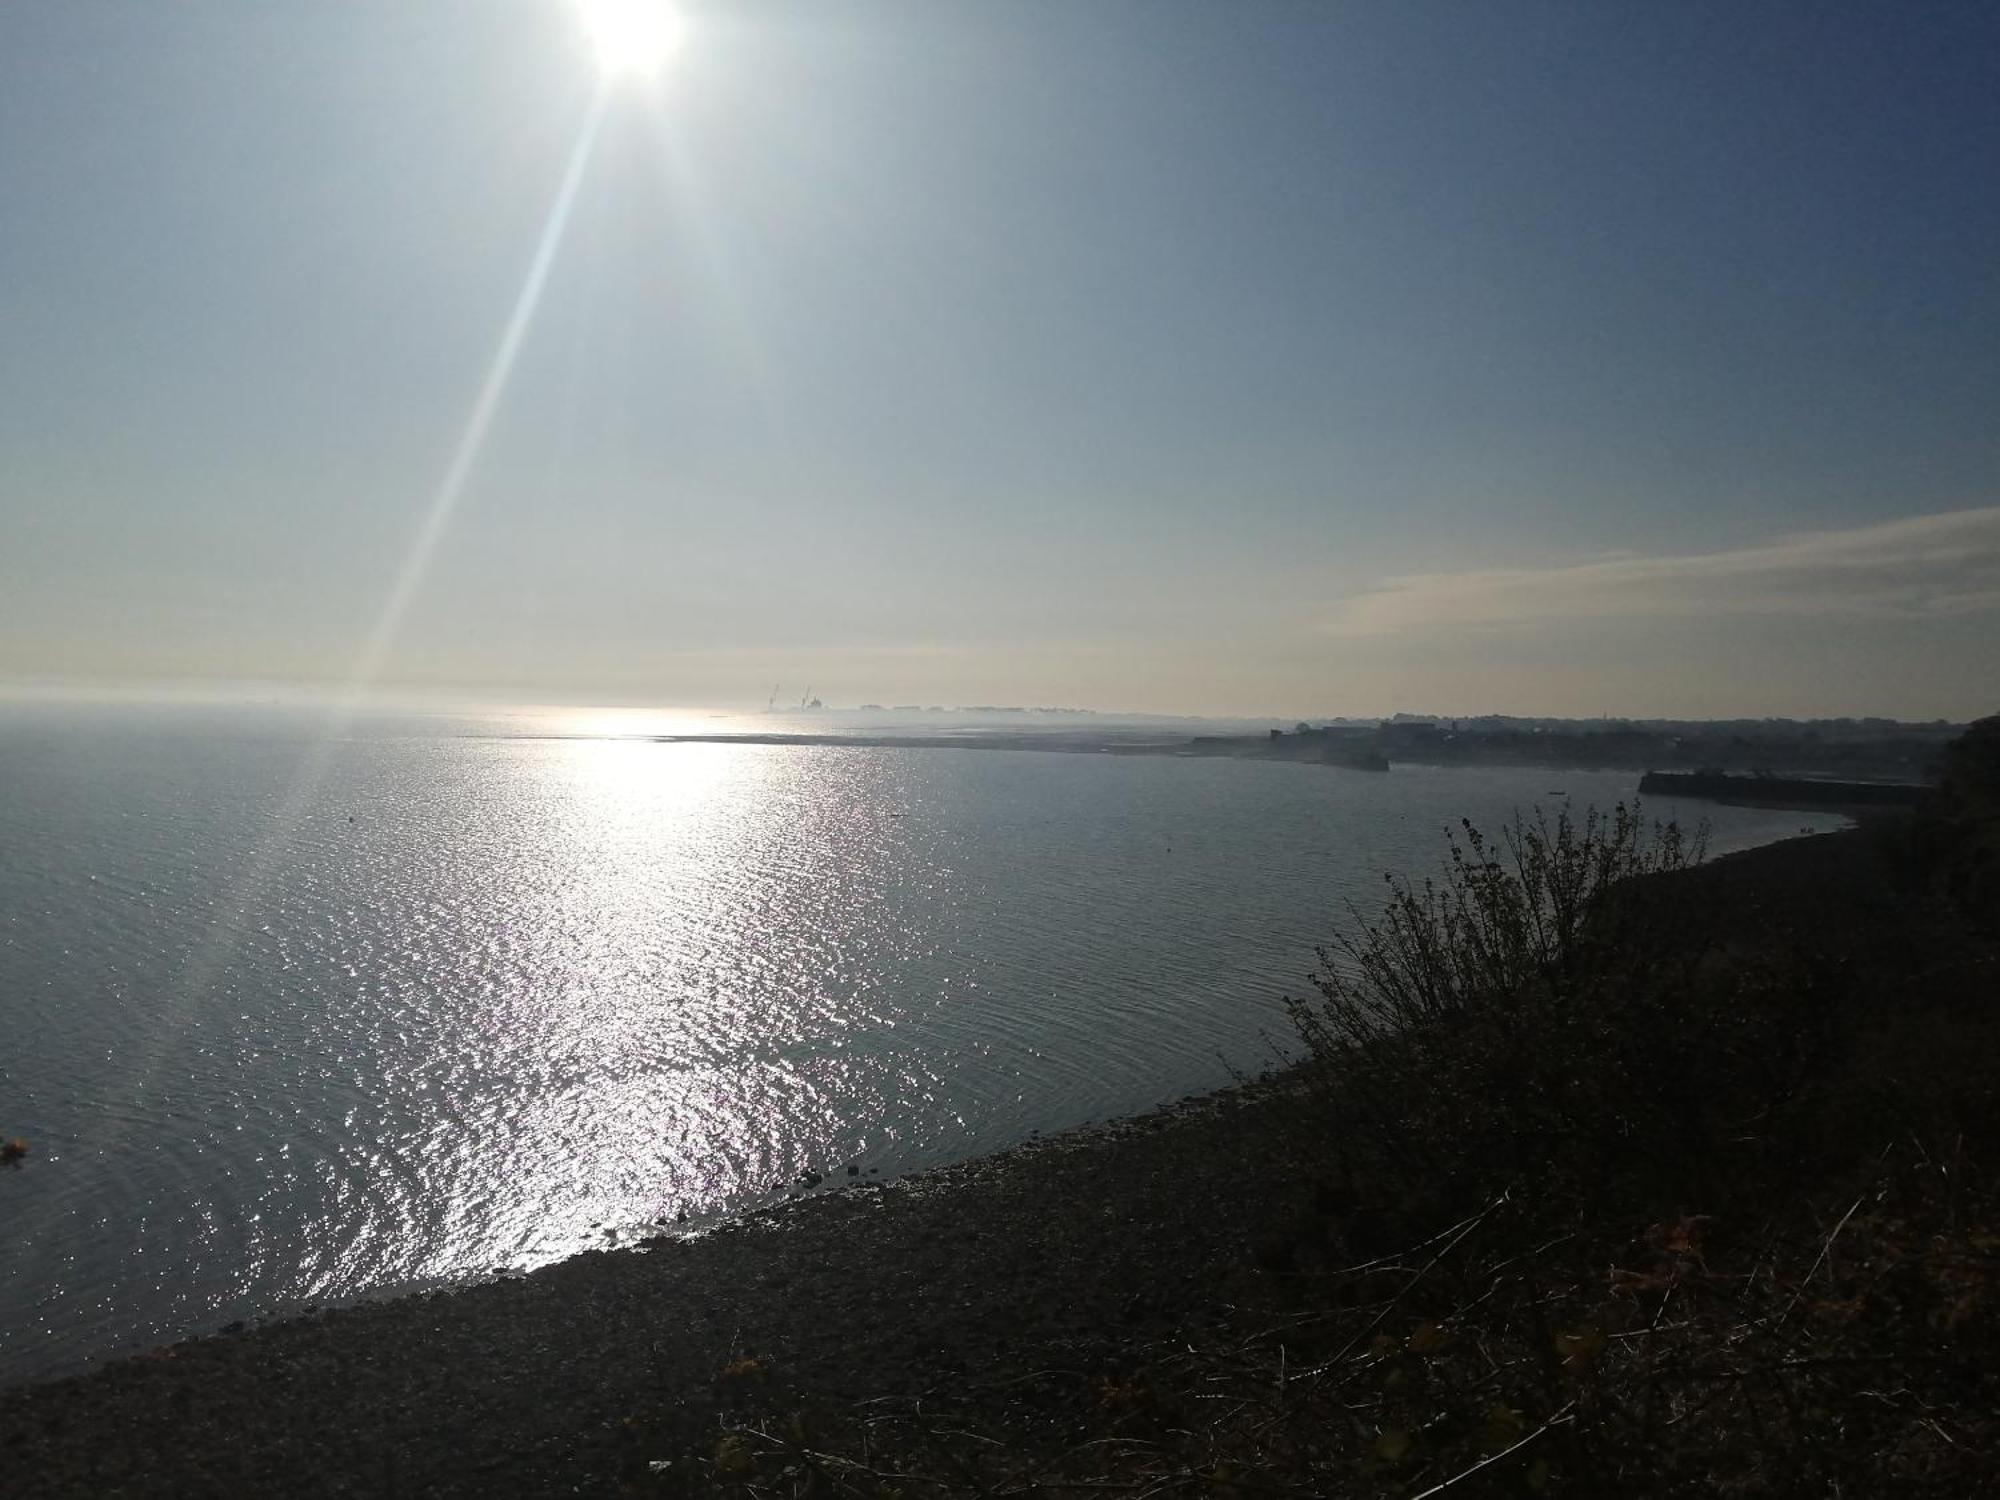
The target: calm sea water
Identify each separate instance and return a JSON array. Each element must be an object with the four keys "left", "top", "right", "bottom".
[{"left": 0, "top": 705, "right": 1847, "bottom": 1383}]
